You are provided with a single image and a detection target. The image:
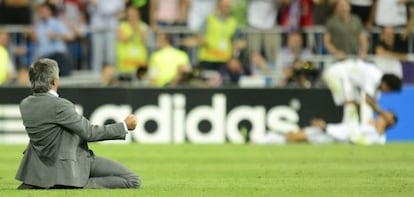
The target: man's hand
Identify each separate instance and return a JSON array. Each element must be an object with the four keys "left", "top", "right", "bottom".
[
  {"left": 334, "top": 51, "right": 347, "bottom": 60},
  {"left": 124, "top": 114, "right": 137, "bottom": 131},
  {"left": 47, "top": 31, "right": 59, "bottom": 40}
]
